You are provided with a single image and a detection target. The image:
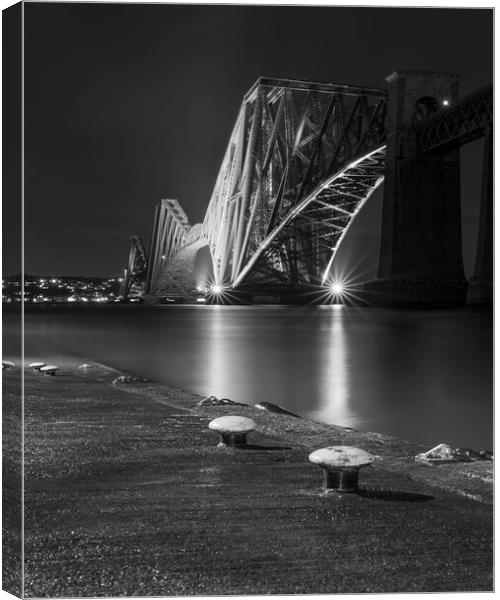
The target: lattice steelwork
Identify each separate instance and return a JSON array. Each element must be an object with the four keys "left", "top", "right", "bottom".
[
  {"left": 145, "top": 199, "right": 190, "bottom": 294},
  {"left": 201, "top": 77, "right": 388, "bottom": 289},
  {"left": 416, "top": 84, "right": 493, "bottom": 154},
  {"left": 121, "top": 235, "right": 147, "bottom": 297}
]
